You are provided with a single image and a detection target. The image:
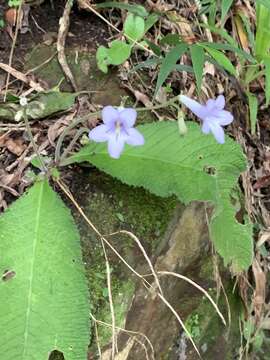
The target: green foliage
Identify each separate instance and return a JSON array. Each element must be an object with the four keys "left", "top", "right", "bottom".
[
  {"left": 0, "top": 180, "right": 90, "bottom": 359},
  {"left": 221, "top": 0, "right": 234, "bottom": 22},
  {"left": 8, "top": 0, "right": 21, "bottom": 6},
  {"left": 96, "top": 4, "right": 158, "bottom": 73},
  {"left": 0, "top": 91, "right": 77, "bottom": 121},
  {"left": 201, "top": 45, "right": 236, "bottom": 75},
  {"left": 155, "top": 43, "right": 187, "bottom": 96},
  {"left": 124, "top": 13, "right": 145, "bottom": 42},
  {"left": 97, "top": 41, "right": 131, "bottom": 73},
  {"left": 190, "top": 44, "right": 205, "bottom": 93},
  {"left": 247, "top": 92, "right": 258, "bottom": 135},
  {"left": 263, "top": 57, "right": 270, "bottom": 105},
  {"left": 64, "top": 121, "right": 253, "bottom": 271},
  {"left": 255, "top": 2, "right": 270, "bottom": 60}
]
